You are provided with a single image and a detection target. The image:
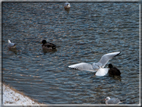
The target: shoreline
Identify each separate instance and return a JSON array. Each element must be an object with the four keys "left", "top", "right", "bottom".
[{"left": 1, "top": 82, "right": 42, "bottom": 106}]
